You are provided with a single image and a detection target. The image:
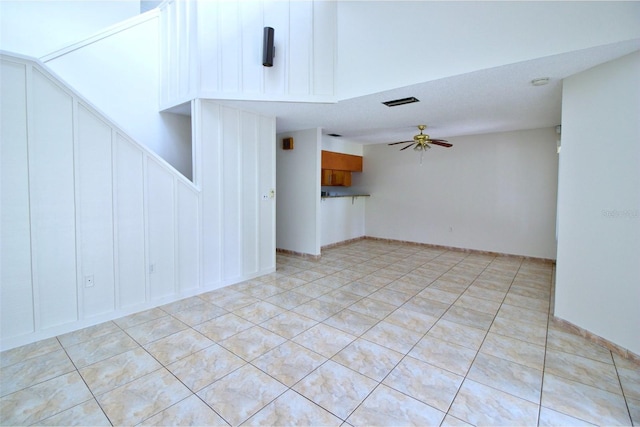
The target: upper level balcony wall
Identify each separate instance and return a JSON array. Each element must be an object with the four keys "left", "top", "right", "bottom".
[{"left": 160, "top": 0, "right": 336, "bottom": 110}]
